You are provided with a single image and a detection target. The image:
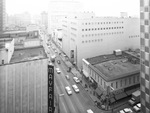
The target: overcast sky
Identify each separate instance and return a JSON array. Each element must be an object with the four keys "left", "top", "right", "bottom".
[{"left": 6, "top": 0, "right": 139, "bottom": 17}]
